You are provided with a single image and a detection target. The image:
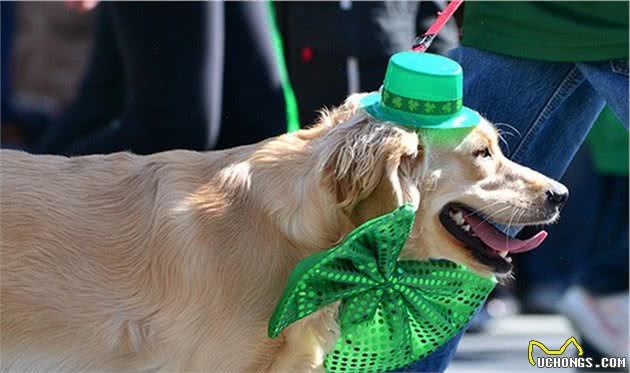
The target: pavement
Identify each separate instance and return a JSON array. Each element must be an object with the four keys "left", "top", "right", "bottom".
[{"left": 447, "top": 314, "right": 578, "bottom": 373}]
